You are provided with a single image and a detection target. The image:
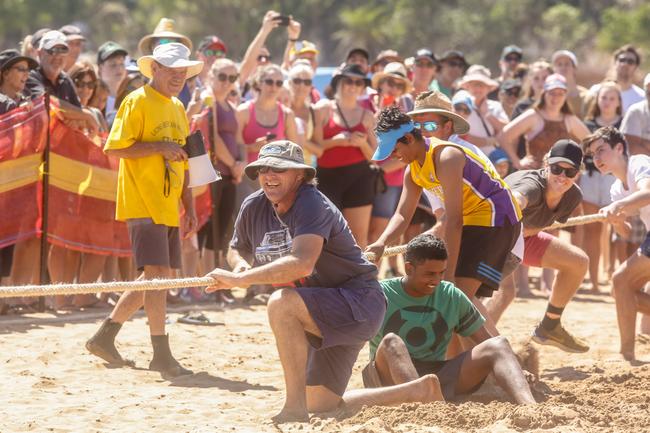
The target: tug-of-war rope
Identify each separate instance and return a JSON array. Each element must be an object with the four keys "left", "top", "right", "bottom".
[{"left": 0, "top": 214, "right": 605, "bottom": 299}]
